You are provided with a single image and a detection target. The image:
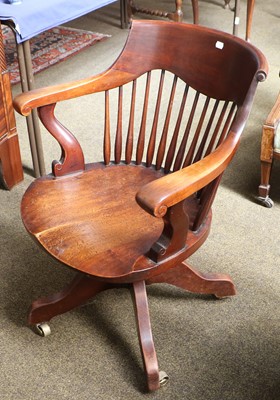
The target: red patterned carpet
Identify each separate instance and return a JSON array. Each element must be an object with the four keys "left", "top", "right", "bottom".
[{"left": 2, "top": 25, "right": 110, "bottom": 85}]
